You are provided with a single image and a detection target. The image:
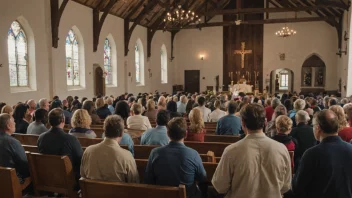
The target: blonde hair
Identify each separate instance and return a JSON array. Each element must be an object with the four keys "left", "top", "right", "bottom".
[
  {"left": 71, "top": 109, "right": 92, "bottom": 129},
  {"left": 95, "top": 98, "right": 105, "bottom": 109},
  {"left": 132, "top": 103, "right": 142, "bottom": 115},
  {"left": 294, "top": 99, "right": 306, "bottom": 111},
  {"left": 214, "top": 100, "right": 221, "bottom": 109},
  {"left": 329, "top": 105, "right": 347, "bottom": 131},
  {"left": 147, "top": 99, "right": 155, "bottom": 111},
  {"left": 180, "top": 95, "right": 187, "bottom": 104},
  {"left": 189, "top": 109, "right": 204, "bottom": 133},
  {"left": 138, "top": 98, "right": 143, "bottom": 105},
  {"left": 173, "top": 96, "right": 178, "bottom": 102},
  {"left": 105, "top": 97, "right": 113, "bottom": 105},
  {"left": 275, "top": 115, "right": 293, "bottom": 134},
  {"left": 1, "top": 105, "right": 13, "bottom": 115}
]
